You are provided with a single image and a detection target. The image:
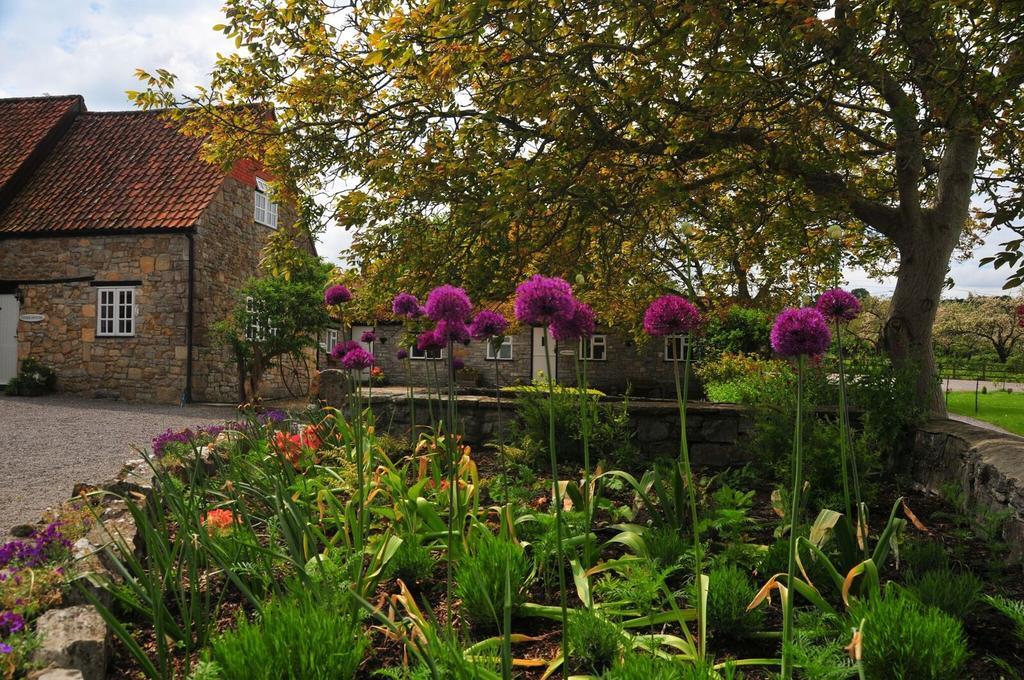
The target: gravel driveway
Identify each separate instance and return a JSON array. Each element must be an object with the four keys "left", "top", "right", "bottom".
[{"left": 0, "top": 395, "right": 236, "bottom": 534}]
